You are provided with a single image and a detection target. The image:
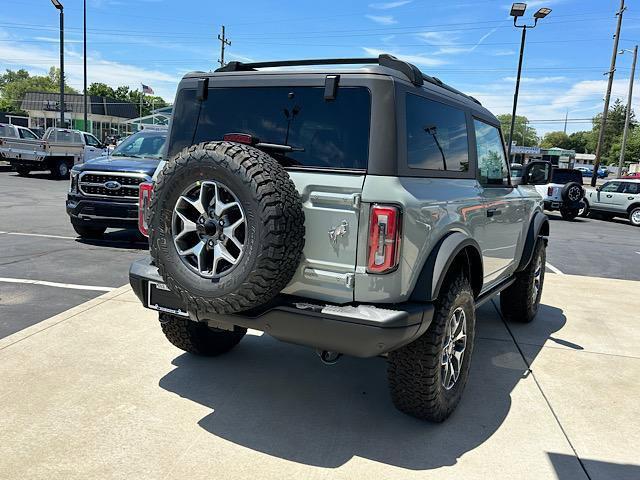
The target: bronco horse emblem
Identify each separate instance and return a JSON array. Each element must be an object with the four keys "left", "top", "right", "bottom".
[{"left": 328, "top": 220, "right": 348, "bottom": 245}]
